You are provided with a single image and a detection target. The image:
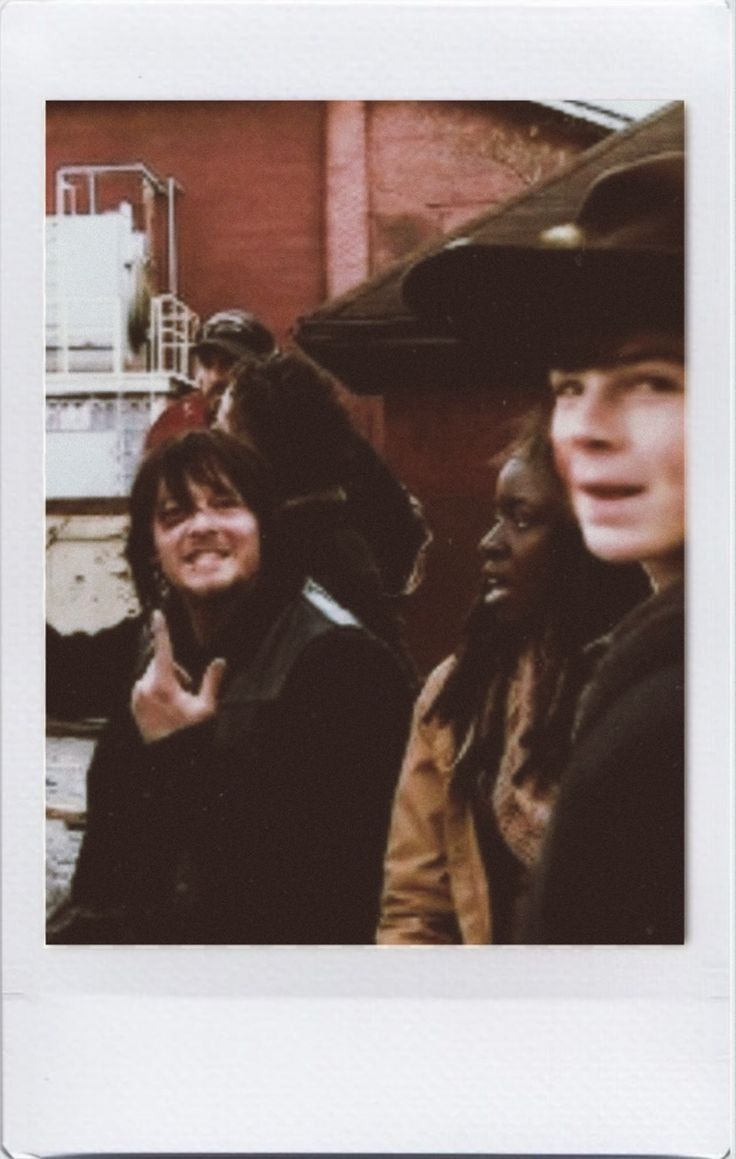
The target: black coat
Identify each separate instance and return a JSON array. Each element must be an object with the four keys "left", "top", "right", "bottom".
[
  {"left": 524, "top": 581, "right": 685, "bottom": 944},
  {"left": 47, "top": 582, "right": 413, "bottom": 944}
]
